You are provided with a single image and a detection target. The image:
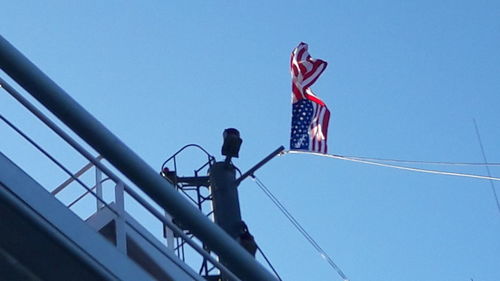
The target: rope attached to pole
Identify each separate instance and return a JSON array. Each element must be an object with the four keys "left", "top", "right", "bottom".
[
  {"left": 252, "top": 176, "right": 349, "bottom": 281},
  {"left": 283, "top": 150, "right": 500, "bottom": 182}
]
